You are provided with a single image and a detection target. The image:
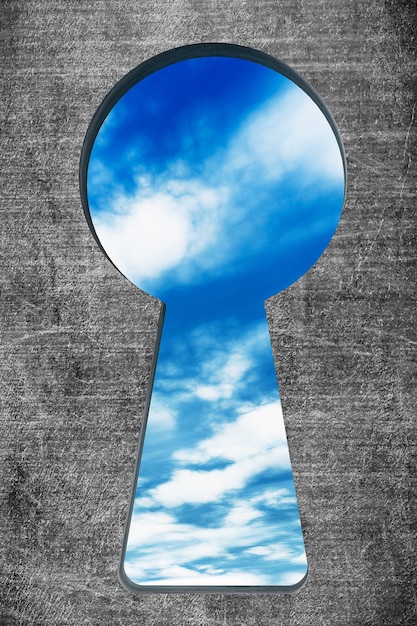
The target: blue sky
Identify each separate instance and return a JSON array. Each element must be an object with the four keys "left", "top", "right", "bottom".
[{"left": 87, "top": 55, "right": 345, "bottom": 587}]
